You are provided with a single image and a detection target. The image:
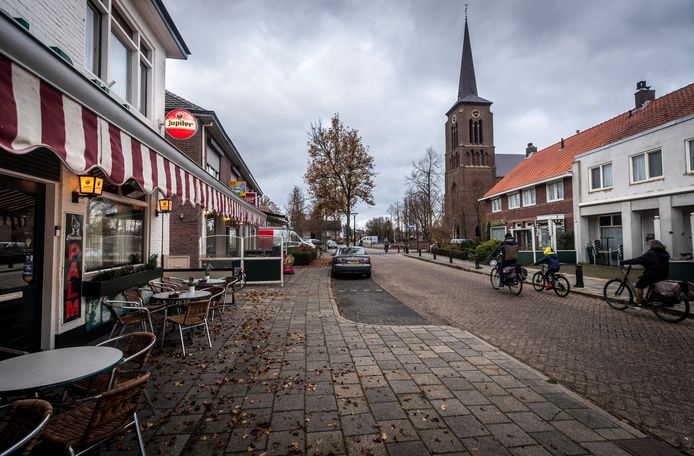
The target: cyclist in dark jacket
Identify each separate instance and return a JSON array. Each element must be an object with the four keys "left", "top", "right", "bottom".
[
  {"left": 534, "top": 247, "right": 560, "bottom": 290},
  {"left": 491, "top": 233, "right": 518, "bottom": 285},
  {"left": 621, "top": 239, "right": 670, "bottom": 306}
]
